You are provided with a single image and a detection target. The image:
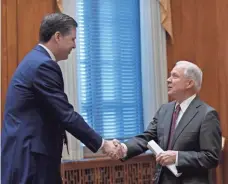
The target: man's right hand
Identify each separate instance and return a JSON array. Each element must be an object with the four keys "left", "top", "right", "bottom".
[
  {"left": 102, "top": 139, "right": 127, "bottom": 160},
  {"left": 101, "top": 140, "right": 119, "bottom": 159}
]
